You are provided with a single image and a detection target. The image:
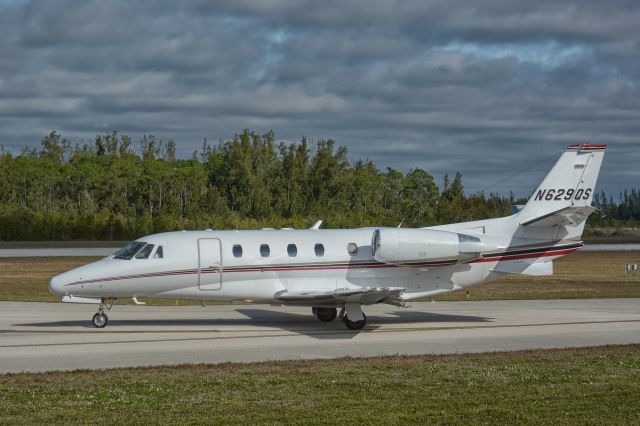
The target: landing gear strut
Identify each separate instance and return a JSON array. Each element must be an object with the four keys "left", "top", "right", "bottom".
[
  {"left": 92, "top": 298, "right": 117, "bottom": 328},
  {"left": 312, "top": 307, "right": 337, "bottom": 322},
  {"left": 340, "top": 303, "right": 367, "bottom": 330}
]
